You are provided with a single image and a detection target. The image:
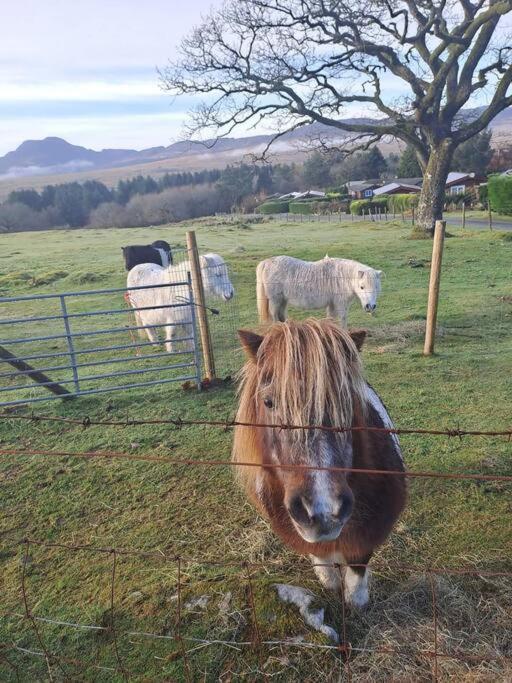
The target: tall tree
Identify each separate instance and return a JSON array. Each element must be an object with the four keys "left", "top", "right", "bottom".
[
  {"left": 163, "top": 0, "right": 512, "bottom": 233},
  {"left": 398, "top": 146, "right": 423, "bottom": 177},
  {"left": 303, "top": 151, "right": 333, "bottom": 187},
  {"left": 366, "top": 147, "right": 388, "bottom": 178},
  {"left": 451, "top": 129, "right": 493, "bottom": 174}
]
